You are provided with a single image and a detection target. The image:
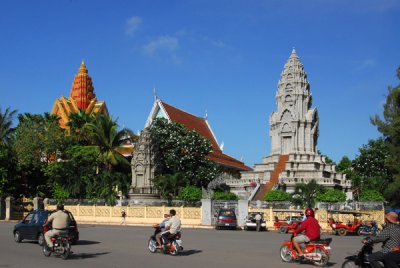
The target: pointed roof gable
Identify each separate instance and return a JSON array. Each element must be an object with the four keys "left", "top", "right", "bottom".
[{"left": 146, "top": 99, "right": 252, "bottom": 171}]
